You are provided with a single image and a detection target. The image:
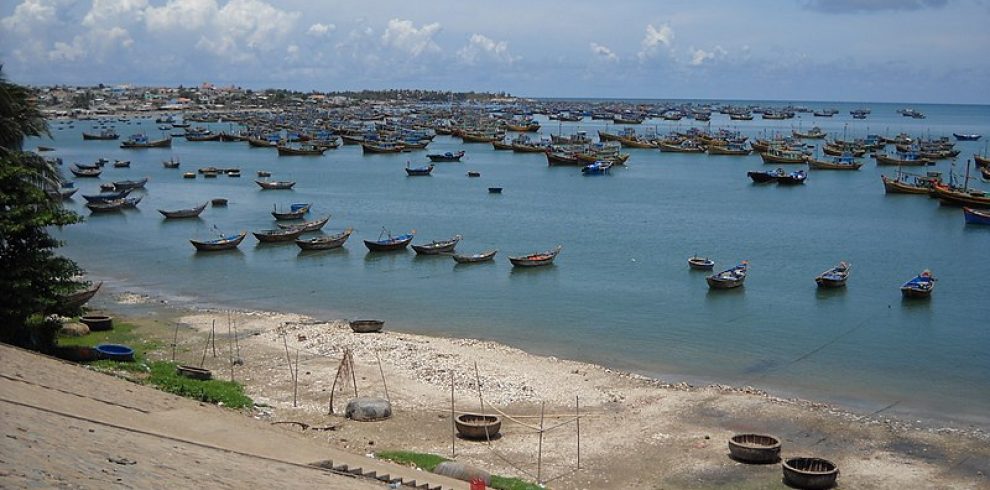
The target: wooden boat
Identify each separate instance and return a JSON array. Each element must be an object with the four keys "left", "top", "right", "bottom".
[
  {"left": 247, "top": 136, "right": 277, "bottom": 148},
  {"left": 807, "top": 154, "right": 862, "bottom": 170},
  {"left": 792, "top": 127, "right": 826, "bottom": 139},
  {"left": 707, "top": 143, "right": 751, "bottom": 156},
  {"left": 974, "top": 154, "right": 990, "bottom": 168},
  {"left": 277, "top": 144, "right": 326, "bottom": 156},
  {"left": 953, "top": 133, "right": 982, "bottom": 141},
  {"left": 82, "top": 189, "right": 131, "bottom": 203},
  {"left": 452, "top": 249, "right": 497, "bottom": 264},
  {"left": 706, "top": 262, "right": 747, "bottom": 289},
  {"left": 183, "top": 172, "right": 196, "bottom": 179},
  {"left": 963, "top": 207, "right": 990, "bottom": 225},
  {"left": 70, "top": 165, "right": 102, "bottom": 177},
  {"left": 364, "top": 230, "right": 415, "bottom": 252},
  {"left": 158, "top": 202, "right": 207, "bottom": 219},
  {"left": 411, "top": 235, "right": 462, "bottom": 255},
  {"left": 932, "top": 184, "right": 990, "bottom": 208},
  {"left": 901, "top": 270, "right": 935, "bottom": 298},
  {"left": 113, "top": 177, "right": 149, "bottom": 190},
  {"left": 546, "top": 151, "right": 583, "bottom": 166},
  {"left": 85, "top": 198, "right": 128, "bottom": 212},
  {"left": 760, "top": 147, "right": 806, "bottom": 164},
  {"left": 58, "top": 187, "right": 78, "bottom": 199},
  {"left": 581, "top": 161, "right": 611, "bottom": 175},
  {"left": 120, "top": 196, "right": 142, "bottom": 209},
  {"left": 461, "top": 132, "right": 499, "bottom": 143},
  {"left": 361, "top": 141, "right": 403, "bottom": 153},
  {"left": 508, "top": 245, "right": 561, "bottom": 267},
  {"left": 185, "top": 132, "right": 221, "bottom": 142},
  {"left": 253, "top": 227, "right": 306, "bottom": 243},
  {"left": 455, "top": 413, "right": 502, "bottom": 440},
  {"left": 120, "top": 135, "right": 171, "bottom": 148},
  {"left": 467, "top": 171, "right": 481, "bottom": 177},
  {"left": 257, "top": 170, "right": 272, "bottom": 177},
  {"left": 688, "top": 256, "right": 715, "bottom": 270},
  {"left": 876, "top": 151, "right": 933, "bottom": 166},
  {"left": 815, "top": 261, "right": 850, "bottom": 288},
  {"left": 162, "top": 158, "right": 180, "bottom": 168},
  {"left": 427, "top": 150, "right": 465, "bottom": 162},
  {"left": 271, "top": 203, "right": 311, "bottom": 220},
  {"left": 491, "top": 139, "right": 513, "bottom": 150},
  {"left": 256, "top": 180, "right": 296, "bottom": 190},
  {"left": 349, "top": 319, "right": 384, "bottom": 333},
  {"left": 278, "top": 215, "right": 329, "bottom": 232},
  {"left": 748, "top": 168, "right": 785, "bottom": 183},
  {"left": 505, "top": 121, "right": 540, "bottom": 132},
  {"left": 227, "top": 169, "right": 241, "bottom": 177},
  {"left": 59, "top": 281, "right": 103, "bottom": 310},
  {"left": 982, "top": 166, "right": 990, "bottom": 180},
  {"left": 82, "top": 129, "right": 119, "bottom": 140},
  {"left": 782, "top": 458, "right": 838, "bottom": 490},
  {"left": 211, "top": 198, "right": 228, "bottom": 206},
  {"left": 112, "top": 159, "right": 130, "bottom": 168},
  {"left": 728, "top": 434, "right": 781, "bottom": 464},
  {"left": 658, "top": 140, "right": 704, "bottom": 153},
  {"left": 190, "top": 231, "right": 247, "bottom": 251},
  {"left": 777, "top": 170, "right": 807, "bottom": 185},
  {"left": 295, "top": 227, "right": 352, "bottom": 250},
  {"left": 881, "top": 172, "right": 941, "bottom": 194},
  {"left": 488, "top": 187, "right": 503, "bottom": 193},
  {"left": 405, "top": 163, "right": 434, "bottom": 176}
]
